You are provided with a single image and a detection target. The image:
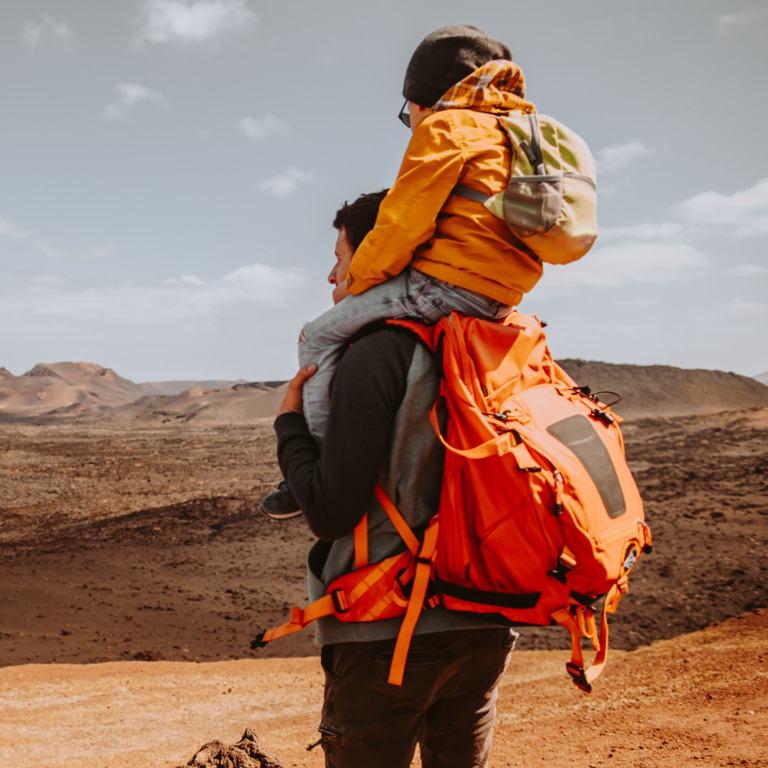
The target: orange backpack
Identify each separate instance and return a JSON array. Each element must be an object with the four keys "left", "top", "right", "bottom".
[{"left": 253, "top": 311, "right": 651, "bottom": 693}]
